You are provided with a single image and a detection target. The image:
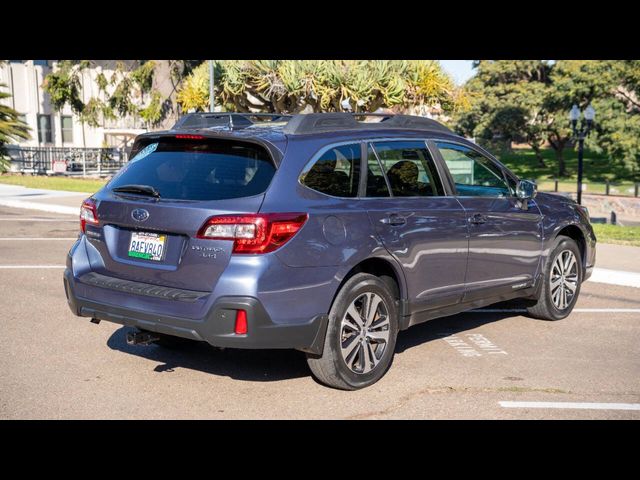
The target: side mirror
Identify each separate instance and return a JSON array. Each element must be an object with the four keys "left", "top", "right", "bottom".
[{"left": 516, "top": 179, "right": 537, "bottom": 200}]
